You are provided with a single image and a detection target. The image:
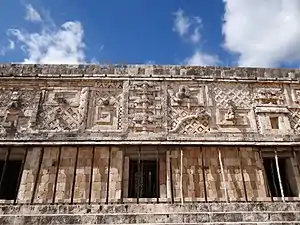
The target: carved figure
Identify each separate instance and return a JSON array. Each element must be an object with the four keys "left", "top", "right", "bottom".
[
  {"left": 173, "top": 85, "right": 190, "bottom": 104},
  {"left": 224, "top": 101, "right": 236, "bottom": 123},
  {"left": 7, "top": 91, "right": 21, "bottom": 112},
  {"left": 3, "top": 91, "right": 22, "bottom": 131}
]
